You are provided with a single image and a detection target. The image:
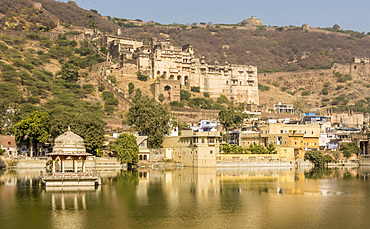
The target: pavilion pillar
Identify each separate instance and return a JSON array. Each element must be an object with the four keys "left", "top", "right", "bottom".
[
  {"left": 73, "top": 159, "right": 78, "bottom": 173},
  {"left": 52, "top": 160, "right": 56, "bottom": 174},
  {"left": 82, "top": 159, "right": 86, "bottom": 173},
  {"left": 61, "top": 158, "right": 65, "bottom": 173}
]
